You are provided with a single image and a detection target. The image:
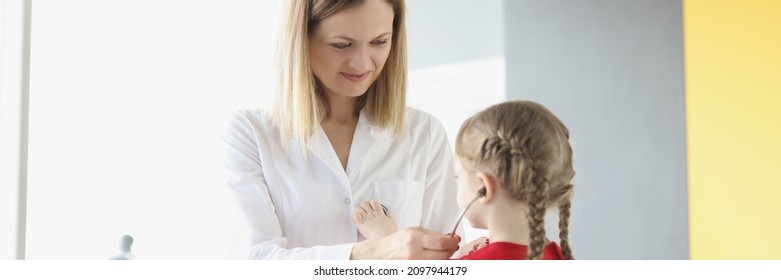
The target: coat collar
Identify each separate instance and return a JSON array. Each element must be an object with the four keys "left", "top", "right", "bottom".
[{"left": 306, "top": 110, "right": 382, "bottom": 183}]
